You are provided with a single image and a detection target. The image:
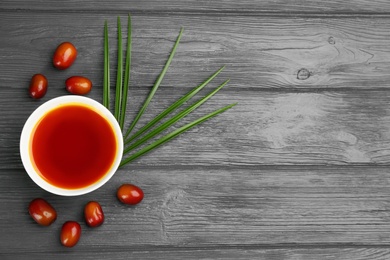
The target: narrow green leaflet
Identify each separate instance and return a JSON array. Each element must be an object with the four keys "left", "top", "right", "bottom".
[
  {"left": 124, "top": 66, "right": 225, "bottom": 145},
  {"left": 119, "top": 15, "right": 132, "bottom": 130},
  {"left": 103, "top": 21, "right": 110, "bottom": 109},
  {"left": 123, "top": 79, "right": 230, "bottom": 154},
  {"left": 124, "top": 27, "right": 184, "bottom": 138},
  {"left": 120, "top": 103, "right": 237, "bottom": 167},
  {"left": 114, "top": 16, "right": 123, "bottom": 121}
]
